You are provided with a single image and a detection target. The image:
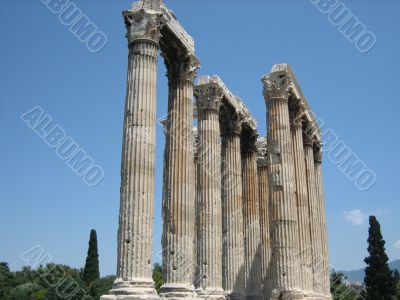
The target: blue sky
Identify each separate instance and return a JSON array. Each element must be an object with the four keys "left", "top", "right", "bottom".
[{"left": 1, "top": 0, "right": 399, "bottom": 276}]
